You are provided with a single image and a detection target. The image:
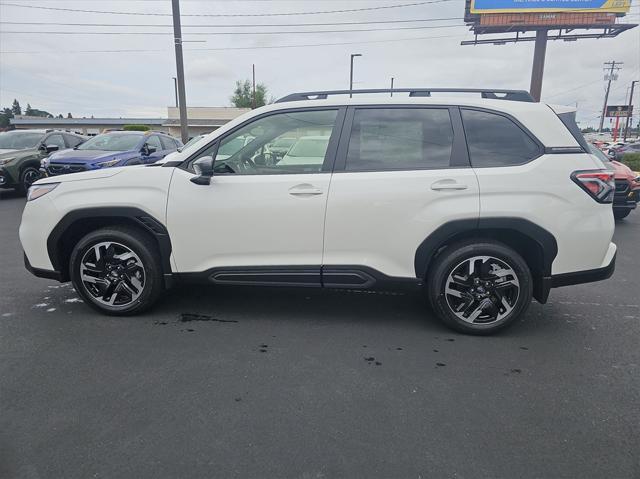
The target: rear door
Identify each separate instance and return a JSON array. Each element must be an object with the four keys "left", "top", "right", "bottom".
[{"left": 322, "top": 105, "right": 480, "bottom": 281}]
